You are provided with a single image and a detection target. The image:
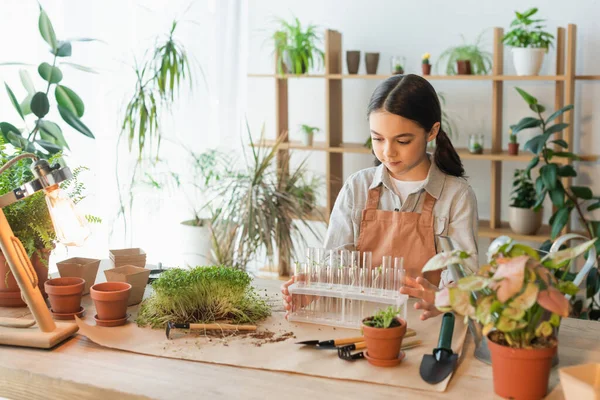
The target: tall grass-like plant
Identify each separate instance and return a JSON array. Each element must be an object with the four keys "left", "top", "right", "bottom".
[
  {"left": 436, "top": 32, "right": 493, "bottom": 75},
  {"left": 272, "top": 17, "right": 324, "bottom": 75}
]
